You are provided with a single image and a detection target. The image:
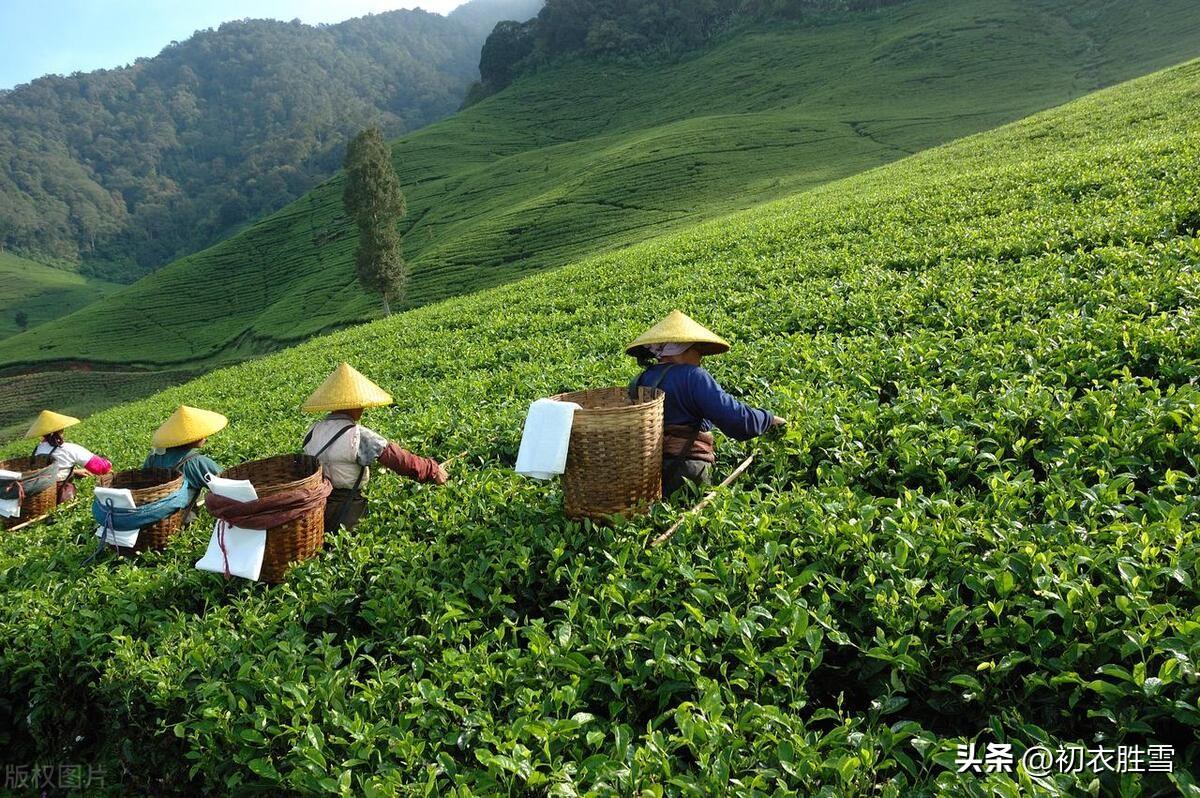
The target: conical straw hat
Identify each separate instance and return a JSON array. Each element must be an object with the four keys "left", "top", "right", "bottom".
[
  {"left": 302, "top": 362, "right": 393, "bottom": 413},
  {"left": 626, "top": 310, "right": 731, "bottom": 358},
  {"left": 152, "top": 405, "right": 229, "bottom": 448},
  {"left": 26, "top": 410, "right": 81, "bottom": 439}
]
